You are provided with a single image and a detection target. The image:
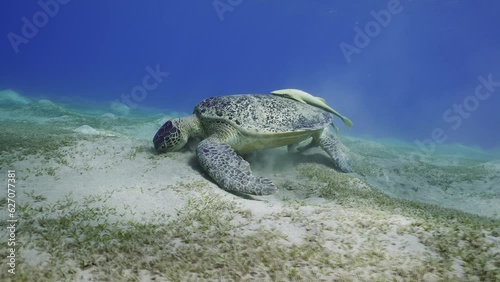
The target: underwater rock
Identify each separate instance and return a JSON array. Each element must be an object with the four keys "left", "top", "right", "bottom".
[
  {"left": 101, "top": 113, "right": 117, "bottom": 119},
  {"left": 0, "top": 89, "right": 32, "bottom": 106},
  {"left": 110, "top": 102, "right": 130, "bottom": 116},
  {"left": 38, "top": 99, "right": 54, "bottom": 105},
  {"left": 73, "top": 125, "right": 116, "bottom": 137},
  {"left": 73, "top": 125, "right": 100, "bottom": 135}
]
